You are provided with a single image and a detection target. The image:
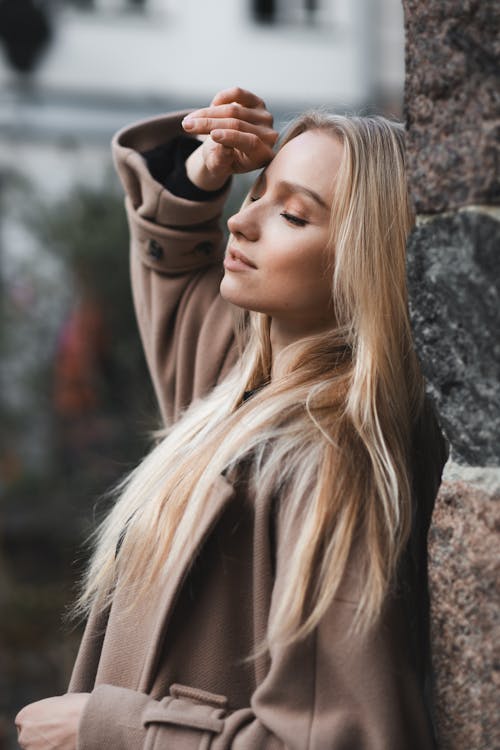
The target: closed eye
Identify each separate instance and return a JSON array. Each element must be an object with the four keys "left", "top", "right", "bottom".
[
  {"left": 249, "top": 195, "right": 308, "bottom": 227},
  {"left": 280, "top": 212, "right": 308, "bottom": 227}
]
